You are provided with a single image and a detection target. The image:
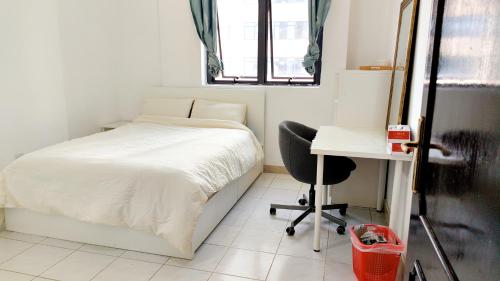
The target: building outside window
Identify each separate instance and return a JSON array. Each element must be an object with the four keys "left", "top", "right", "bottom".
[{"left": 209, "top": 0, "right": 323, "bottom": 85}]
